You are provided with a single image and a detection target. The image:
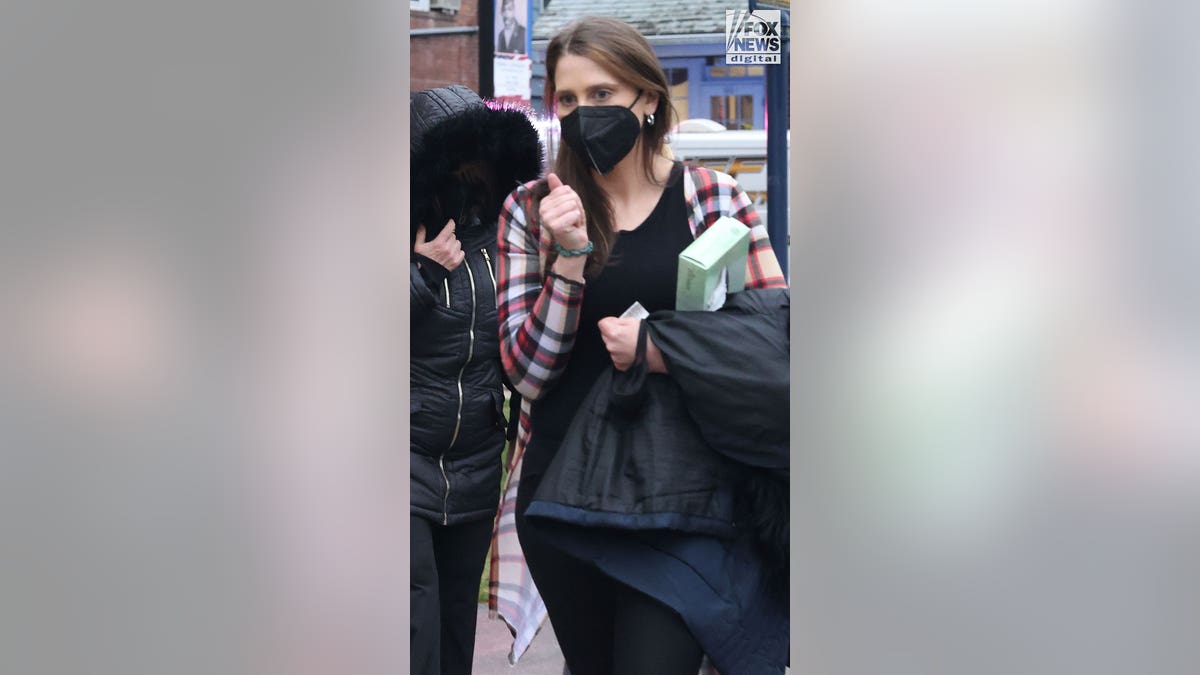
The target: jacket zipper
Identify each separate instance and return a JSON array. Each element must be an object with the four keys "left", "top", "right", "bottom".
[
  {"left": 437, "top": 456, "right": 451, "bottom": 526},
  {"left": 481, "top": 248, "right": 496, "bottom": 296},
  {"left": 443, "top": 278, "right": 450, "bottom": 308},
  {"left": 441, "top": 257, "right": 476, "bottom": 524}
]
